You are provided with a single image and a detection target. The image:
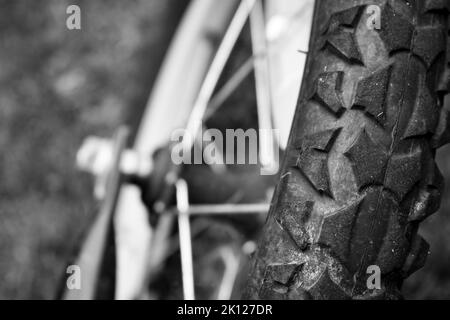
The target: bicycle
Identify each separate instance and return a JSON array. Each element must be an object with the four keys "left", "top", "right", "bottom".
[{"left": 61, "top": 0, "right": 450, "bottom": 300}]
